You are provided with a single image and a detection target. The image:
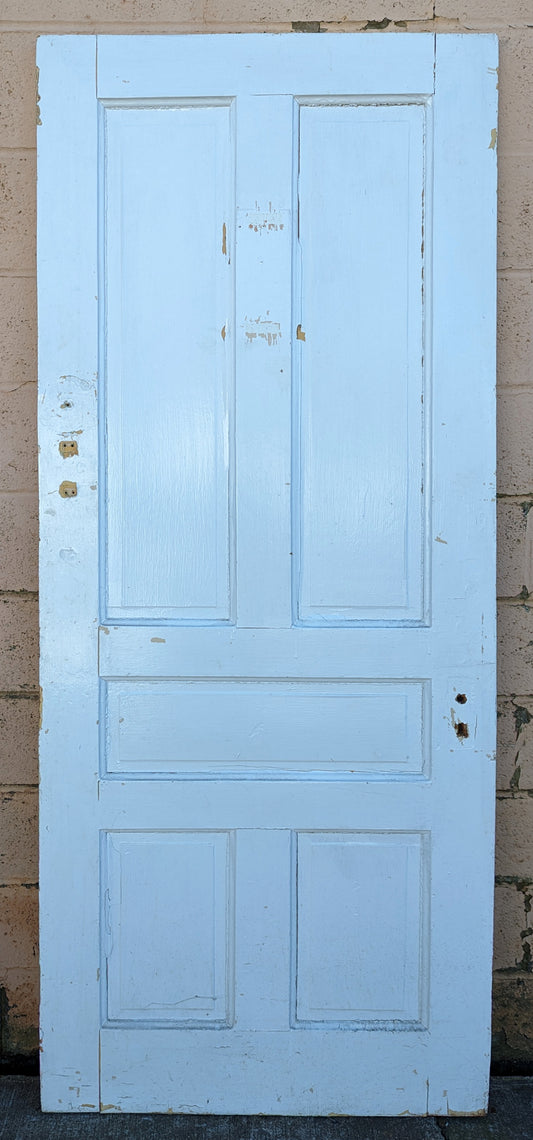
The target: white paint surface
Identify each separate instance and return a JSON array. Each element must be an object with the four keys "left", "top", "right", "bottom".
[{"left": 38, "top": 33, "right": 497, "bottom": 1115}]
